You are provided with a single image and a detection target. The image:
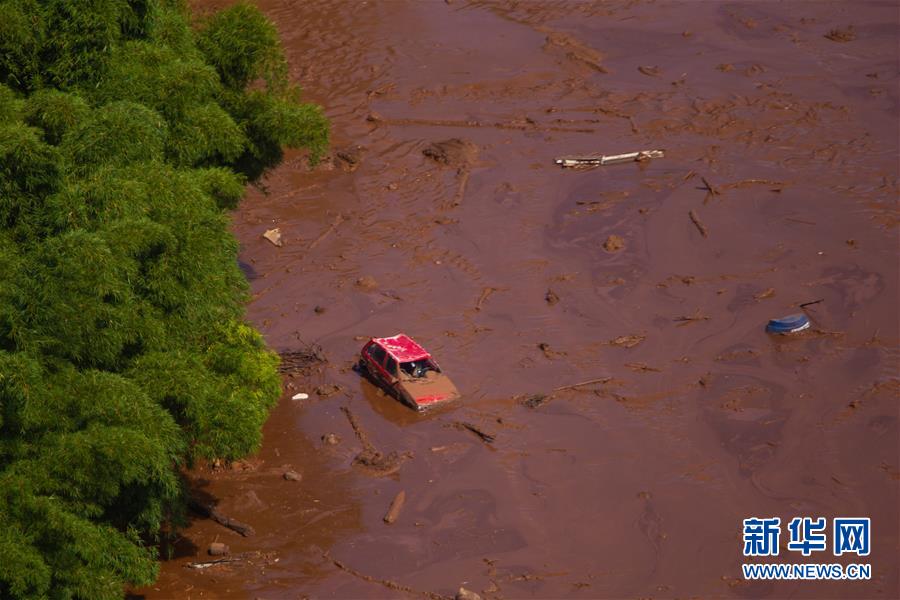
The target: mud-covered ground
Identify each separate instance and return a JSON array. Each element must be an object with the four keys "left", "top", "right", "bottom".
[{"left": 138, "top": 1, "right": 898, "bottom": 598}]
